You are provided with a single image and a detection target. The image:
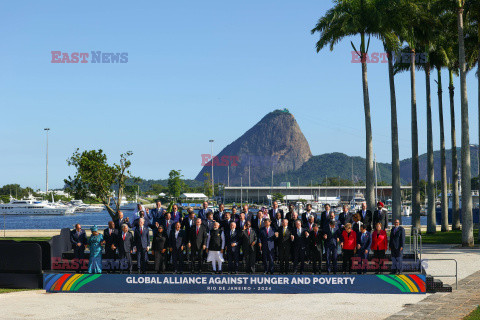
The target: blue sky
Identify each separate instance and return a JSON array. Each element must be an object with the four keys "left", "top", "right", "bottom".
[{"left": 0, "top": 0, "right": 478, "bottom": 190}]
